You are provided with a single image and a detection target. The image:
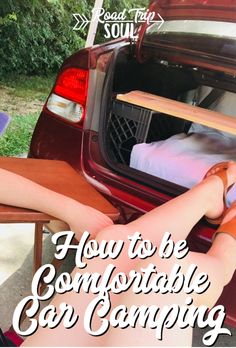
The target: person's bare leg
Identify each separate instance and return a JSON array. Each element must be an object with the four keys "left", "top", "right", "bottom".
[
  {"left": 22, "top": 226, "right": 236, "bottom": 347},
  {"left": 104, "top": 236, "right": 236, "bottom": 347},
  {"left": 105, "top": 208, "right": 236, "bottom": 347},
  {"left": 104, "top": 257, "right": 194, "bottom": 346},
  {"left": 21, "top": 163, "right": 236, "bottom": 346},
  {"left": 0, "top": 168, "right": 113, "bottom": 239}
]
